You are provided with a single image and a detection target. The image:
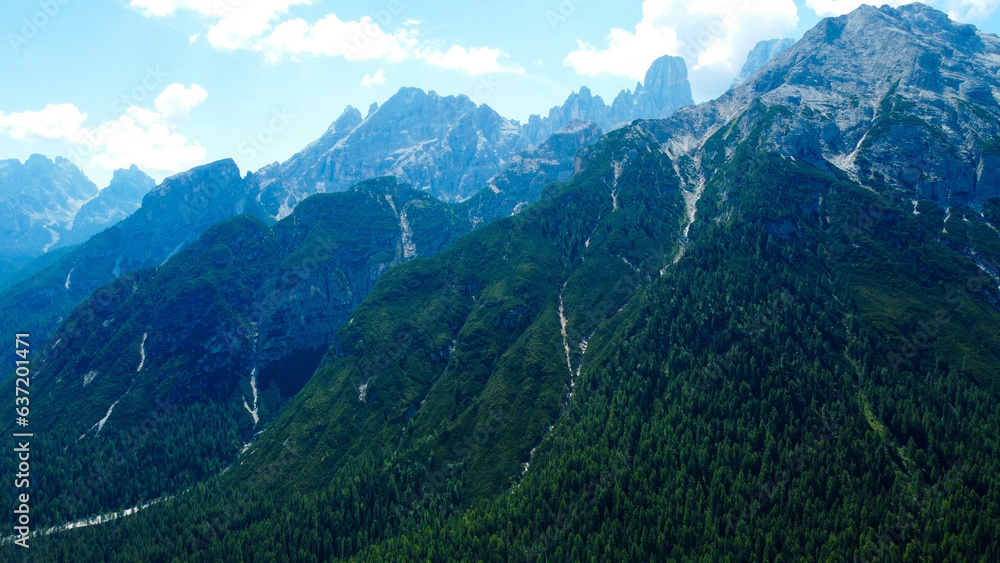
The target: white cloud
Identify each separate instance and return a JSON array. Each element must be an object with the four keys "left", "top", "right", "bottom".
[
  {"left": 0, "top": 84, "right": 208, "bottom": 179},
  {"left": 805, "top": 0, "right": 1000, "bottom": 20},
  {"left": 564, "top": 0, "right": 799, "bottom": 101},
  {"left": 130, "top": 0, "right": 312, "bottom": 50},
  {"left": 154, "top": 83, "right": 208, "bottom": 122},
  {"left": 415, "top": 46, "right": 523, "bottom": 76},
  {"left": 131, "top": 2, "right": 520, "bottom": 76},
  {"left": 264, "top": 14, "right": 414, "bottom": 62},
  {"left": 0, "top": 104, "right": 89, "bottom": 142},
  {"left": 361, "top": 69, "right": 387, "bottom": 88}
]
